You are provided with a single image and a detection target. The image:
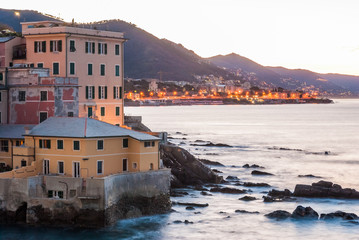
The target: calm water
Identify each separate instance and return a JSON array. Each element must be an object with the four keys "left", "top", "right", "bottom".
[{"left": 1, "top": 99, "right": 359, "bottom": 239}]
